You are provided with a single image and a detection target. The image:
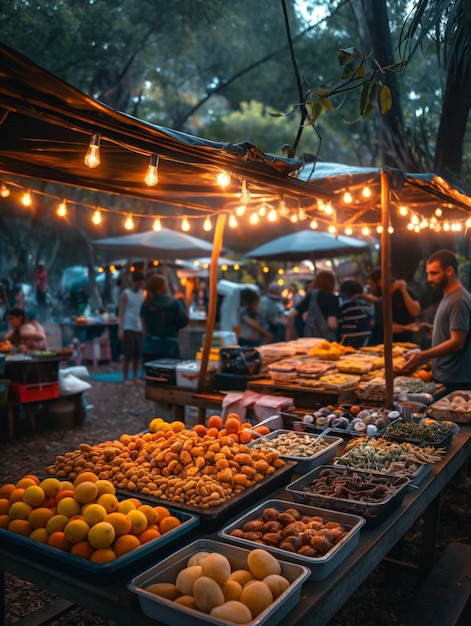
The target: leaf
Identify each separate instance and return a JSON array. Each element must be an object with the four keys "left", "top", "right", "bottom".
[
  {"left": 340, "top": 60, "right": 357, "bottom": 80},
  {"left": 308, "top": 100, "right": 324, "bottom": 123},
  {"left": 360, "top": 83, "right": 370, "bottom": 115},
  {"left": 337, "top": 47, "right": 356, "bottom": 66},
  {"left": 319, "top": 96, "right": 336, "bottom": 111},
  {"left": 380, "top": 85, "right": 392, "bottom": 114},
  {"left": 361, "top": 102, "right": 374, "bottom": 119}
]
